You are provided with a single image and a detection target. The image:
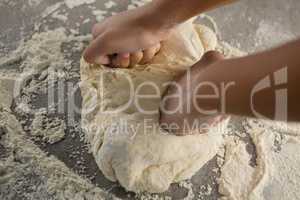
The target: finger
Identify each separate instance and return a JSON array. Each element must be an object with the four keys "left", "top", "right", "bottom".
[
  {"left": 94, "top": 55, "right": 110, "bottom": 65},
  {"left": 214, "top": 115, "right": 230, "bottom": 124},
  {"left": 140, "top": 45, "right": 158, "bottom": 64},
  {"left": 193, "top": 51, "right": 224, "bottom": 71},
  {"left": 112, "top": 53, "right": 130, "bottom": 68},
  {"left": 203, "top": 115, "right": 229, "bottom": 131},
  {"left": 129, "top": 51, "right": 143, "bottom": 67},
  {"left": 202, "top": 51, "right": 224, "bottom": 63},
  {"left": 154, "top": 43, "right": 161, "bottom": 54},
  {"left": 206, "top": 115, "right": 222, "bottom": 127},
  {"left": 83, "top": 34, "right": 108, "bottom": 64}
]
